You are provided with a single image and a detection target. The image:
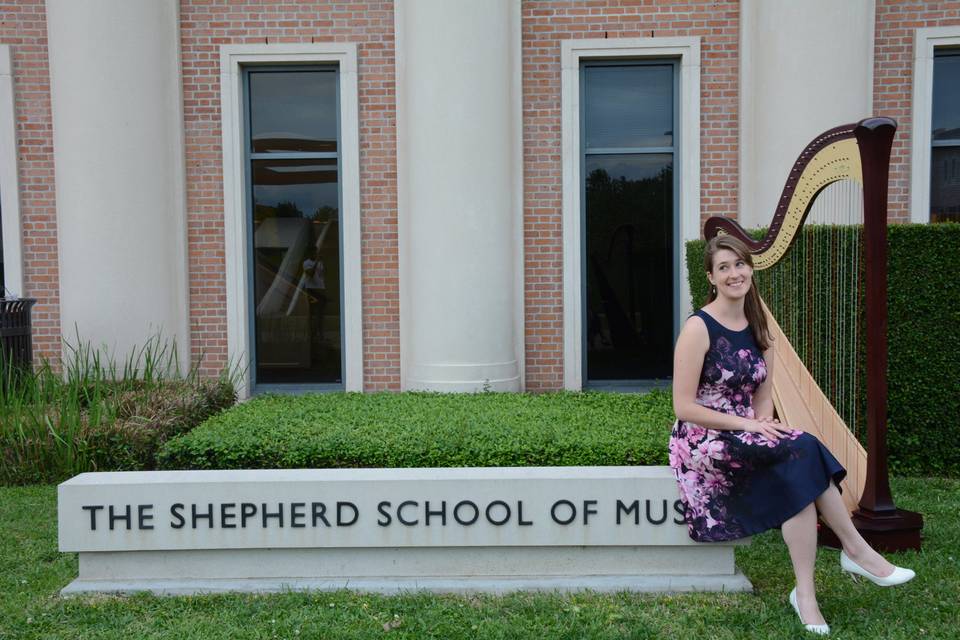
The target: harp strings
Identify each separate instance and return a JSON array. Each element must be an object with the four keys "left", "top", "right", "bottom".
[{"left": 757, "top": 179, "right": 865, "bottom": 440}]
